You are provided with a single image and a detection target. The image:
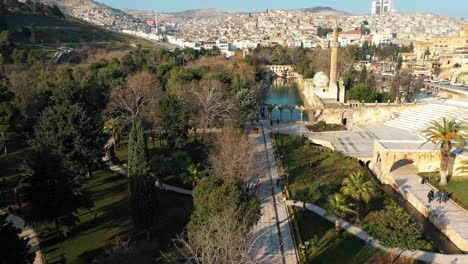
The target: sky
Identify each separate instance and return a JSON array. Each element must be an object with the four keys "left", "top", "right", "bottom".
[{"left": 101, "top": 0, "right": 468, "bottom": 18}]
